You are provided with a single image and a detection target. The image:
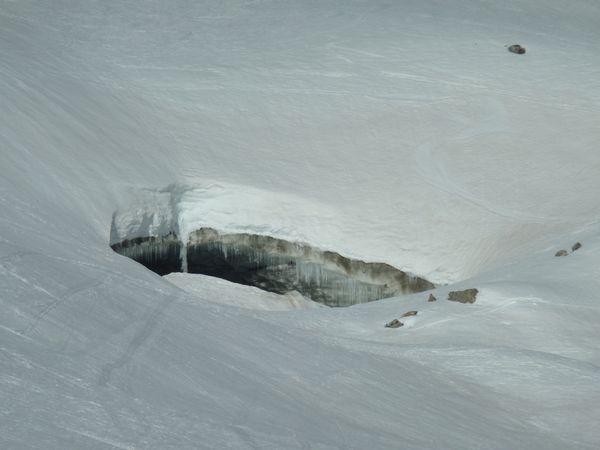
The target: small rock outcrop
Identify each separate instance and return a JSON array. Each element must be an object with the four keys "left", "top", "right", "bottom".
[
  {"left": 448, "top": 288, "right": 478, "bottom": 304},
  {"left": 508, "top": 44, "right": 526, "bottom": 54},
  {"left": 385, "top": 319, "right": 403, "bottom": 328},
  {"left": 572, "top": 242, "right": 582, "bottom": 252},
  {"left": 428, "top": 293, "right": 437, "bottom": 302},
  {"left": 401, "top": 311, "right": 418, "bottom": 318},
  {"left": 555, "top": 249, "right": 569, "bottom": 257}
]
